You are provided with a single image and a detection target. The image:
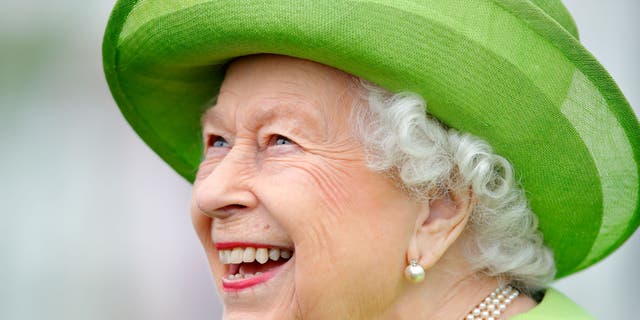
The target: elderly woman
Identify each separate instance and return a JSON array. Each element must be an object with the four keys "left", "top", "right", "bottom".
[{"left": 103, "top": 1, "right": 639, "bottom": 319}]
